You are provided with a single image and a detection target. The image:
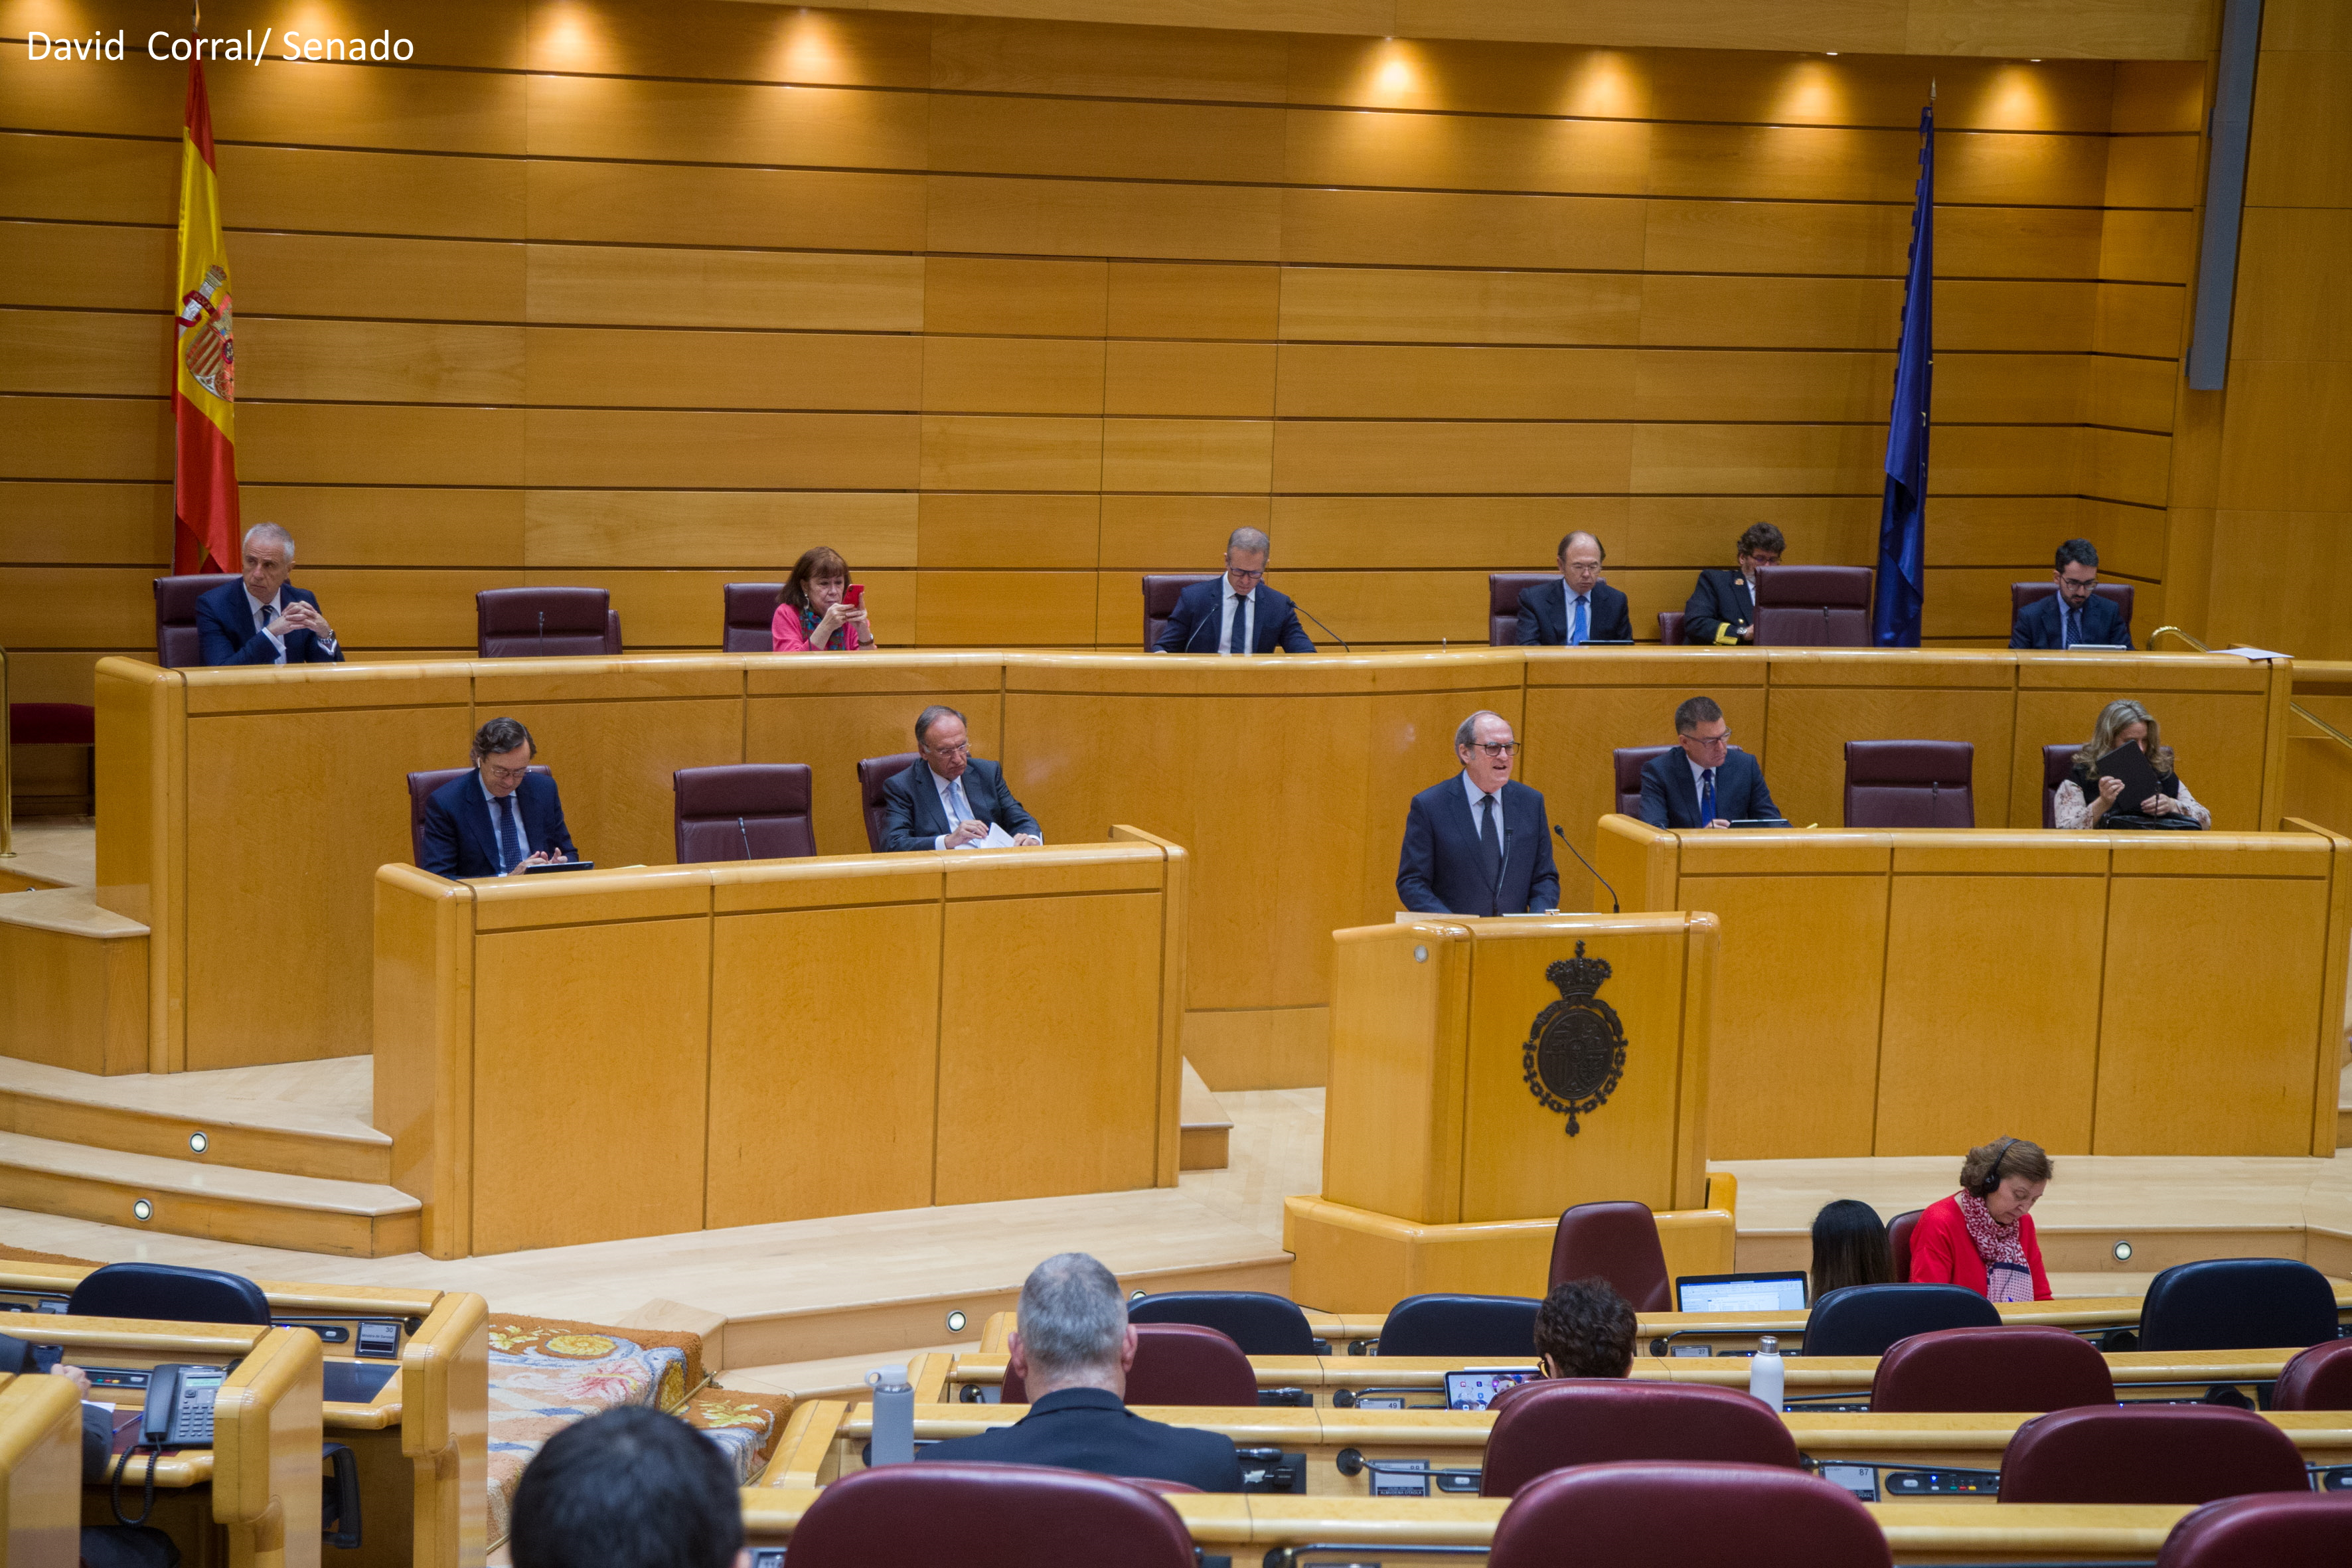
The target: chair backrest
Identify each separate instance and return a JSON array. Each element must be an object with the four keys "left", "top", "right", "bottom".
[
  {"left": 1657, "top": 611, "right": 1686, "bottom": 646},
  {"left": 1613, "top": 746, "right": 1674, "bottom": 817},
  {"left": 1127, "top": 1291, "right": 1319, "bottom": 1356},
  {"left": 1998, "top": 1405, "right": 2310, "bottom": 1505},
  {"left": 154, "top": 573, "right": 238, "bottom": 668},
  {"left": 0, "top": 1332, "right": 35, "bottom": 1374},
  {"left": 1481, "top": 1381, "right": 1800, "bottom": 1498},
  {"left": 673, "top": 765, "right": 816, "bottom": 862},
  {"left": 1489, "top": 1461, "right": 1891, "bottom": 1568},
  {"left": 9, "top": 702, "right": 96, "bottom": 746},
  {"left": 1842, "top": 740, "right": 1976, "bottom": 828},
  {"left": 1886, "top": 1208, "right": 1922, "bottom": 1283},
  {"left": 783, "top": 1460, "right": 1196, "bottom": 1568},
  {"left": 67, "top": 1261, "right": 271, "bottom": 1325},
  {"left": 1489, "top": 573, "right": 1553, "bottom": 646},
  {"left": 857, "top": 752, "right": 921, "bottom": 852},
  {"left": 1803, "top": 1283, "right": 2001, "bottom": 1358},
  {"left": 2043, "top": 743, "right": 2079, "bottom": 828},
  {"left": 724, "top": 582, "right": 786, "bottom": 653},
  {"left": 2155, "top": 1493, "right": 2352, "bottom": 1568},
  {"left": 1002, "top": 1323, "right": 1255, "bottom": 1407},
  {"left": 1751, "top": 564, "right": 1872, "bottom": 648},
  {"left": 2273, "top": 1339, "right": 2352, "bottom": 1411},
  {"left": 2140, "top": 1259, "right": 2340, "bottom": 1352},
  {"left": 1547, "top": 1201, "right": 1670, "bottom": 1311},
  {"left": 2012, "top": 581, "right": 2135, "bottom": 634},
  {"left": 407, "top": 765, "right": 549, "bottom": 866},
  {"left": 1869, "top": 1325, "right": 2115, "bottom": 1413},
  {"left": 1377, "top": 1294, "right": 1539, "bottom": 1358},
  {"left": 477, "top": 588, "right": 622, "bottom": 658},
  {"left": 1141, "top": 574, "right": 1218, "bottom": 651}
]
